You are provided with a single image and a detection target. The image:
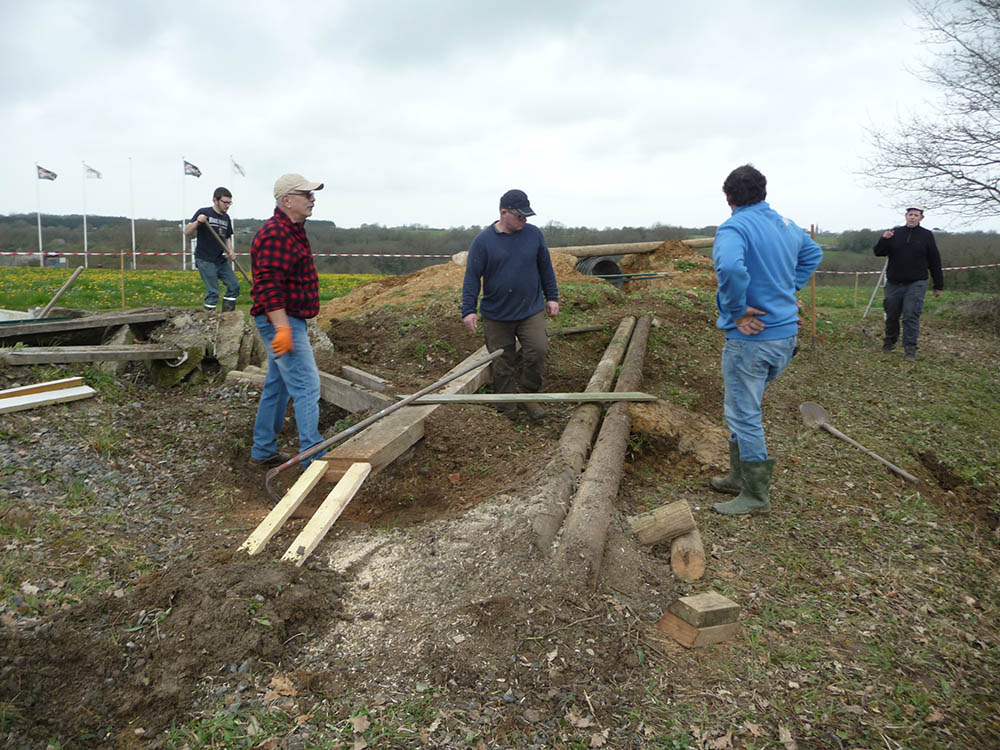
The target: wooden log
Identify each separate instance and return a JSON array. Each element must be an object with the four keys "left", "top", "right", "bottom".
[
  {"left": 670, "top": 529, "right": 706, "bottom": 582},
  {"left": 38, "top": 267, "right": 84, "bottom": 319},
  {"left": 555, "top": 315, "right": 653, "bottom": 585},
  {"left": 551, "top": 325, "right": 605, "bottom": 336},
  {"left": 549, "top": 237, "right": 714, "bottom": 258},
  {"left": 656, "top": 611, "right": 739, "bottom": 648},
  {"left": 531, "top": 317, "right": 636, "bottom": 551},
  {"left": 627, "top": 500, "right": 696, "bottom": 546},
  {"left": 681, "top": 237, "right": 715, "bottom": 249},
  {"left": 281, "top": 462, "right": 371, "bottom": 566},
  {"left": 238, "top": 461, "right": 328, "bottom": 555},
  {"left": 225, "top": 370, "right": 265, "bottom": 387},
  {"left": 667, "top": 591, "right": 738, "bottom": 628}
]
